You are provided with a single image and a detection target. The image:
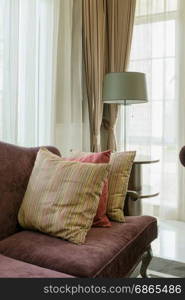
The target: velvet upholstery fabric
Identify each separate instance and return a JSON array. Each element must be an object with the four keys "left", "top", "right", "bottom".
[
  {"left": 0, "top": 216, "right": 157, "bottom": 278},
  {"left": 0, "top": 254, "right": 73, "bottom": 278},
  {"left": 0, "top": 141, "right": 60, "bottom": 241}
]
